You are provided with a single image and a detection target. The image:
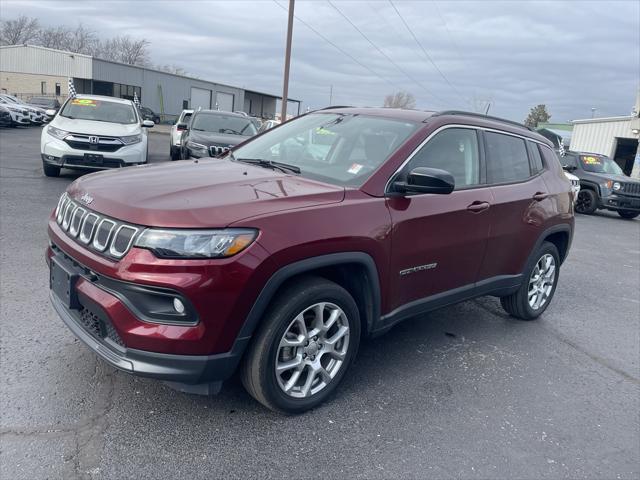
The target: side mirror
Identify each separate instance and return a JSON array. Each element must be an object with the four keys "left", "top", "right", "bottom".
[
  {"left": 562, "top": 164, "right": 576, "bottom": 172},
  {"left": 177, "top": 123, "right": 188, "bottom": 131},
  {"left": 142, "top": 119, "right": 155, "bottom": 128},
  {"left": 392, "top": 167, "right": 455, "bottom": 195}
]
